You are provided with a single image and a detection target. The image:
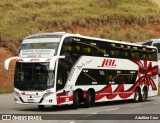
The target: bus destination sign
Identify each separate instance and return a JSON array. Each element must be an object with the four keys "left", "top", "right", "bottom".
[{"left": 19, "top": 49, "right": 55, "bottom": 58}]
